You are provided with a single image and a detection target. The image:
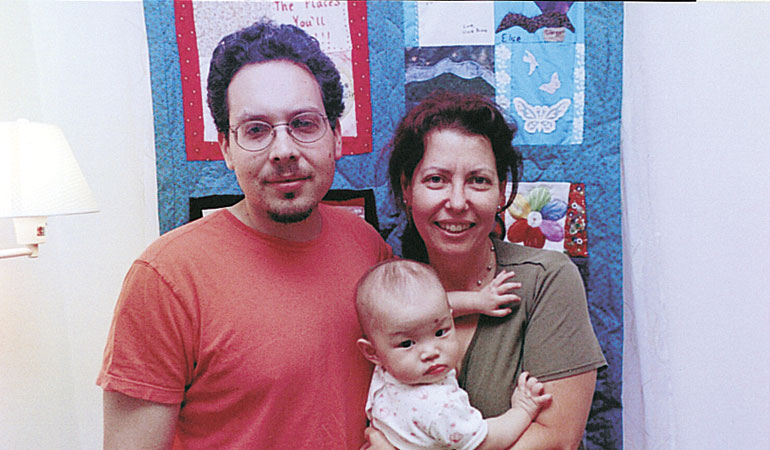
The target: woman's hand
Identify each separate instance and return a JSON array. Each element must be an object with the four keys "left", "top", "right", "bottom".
[
  {"left": 477, "top": 270, "right": 521, "bottom": 317},
  {"left": 360, "top": 426, "right": 396, "bottom": 450}
]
